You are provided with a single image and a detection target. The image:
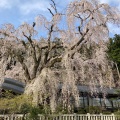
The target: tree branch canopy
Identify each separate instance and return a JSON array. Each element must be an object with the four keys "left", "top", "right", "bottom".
[{"left": 0, "top": 0, "right": 120, "bottom": 112}]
